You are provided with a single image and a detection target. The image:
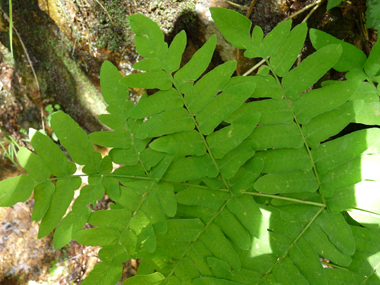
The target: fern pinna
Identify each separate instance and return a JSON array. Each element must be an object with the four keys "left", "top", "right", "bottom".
[{"left": 1, "top": 7, "right": 380, "bottom": 284}]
